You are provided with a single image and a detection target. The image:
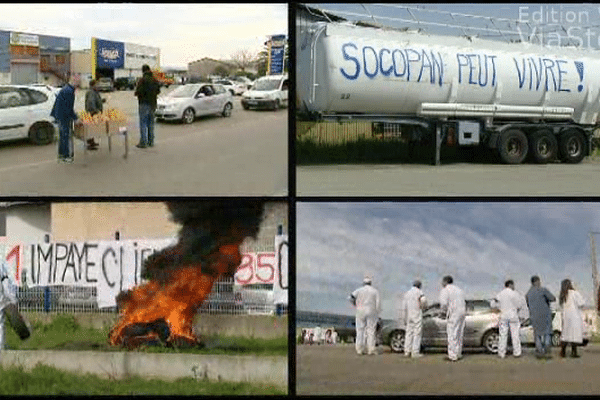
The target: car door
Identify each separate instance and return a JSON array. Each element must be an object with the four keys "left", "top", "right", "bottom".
[
  {"left": 422, "top": 305, "right": 447, "bottom": 347},
  {"left": 213, "top": 85, "right": 227, "bottom": 111},
  {"left": 203, "top": 85, "right": 220, "bottom": 114},
  {"left": 192, "top": 85, "right": 210, "bottom": 116},
  {"left": 0, "top": 86, "right": 30, "bottom": 141}
]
